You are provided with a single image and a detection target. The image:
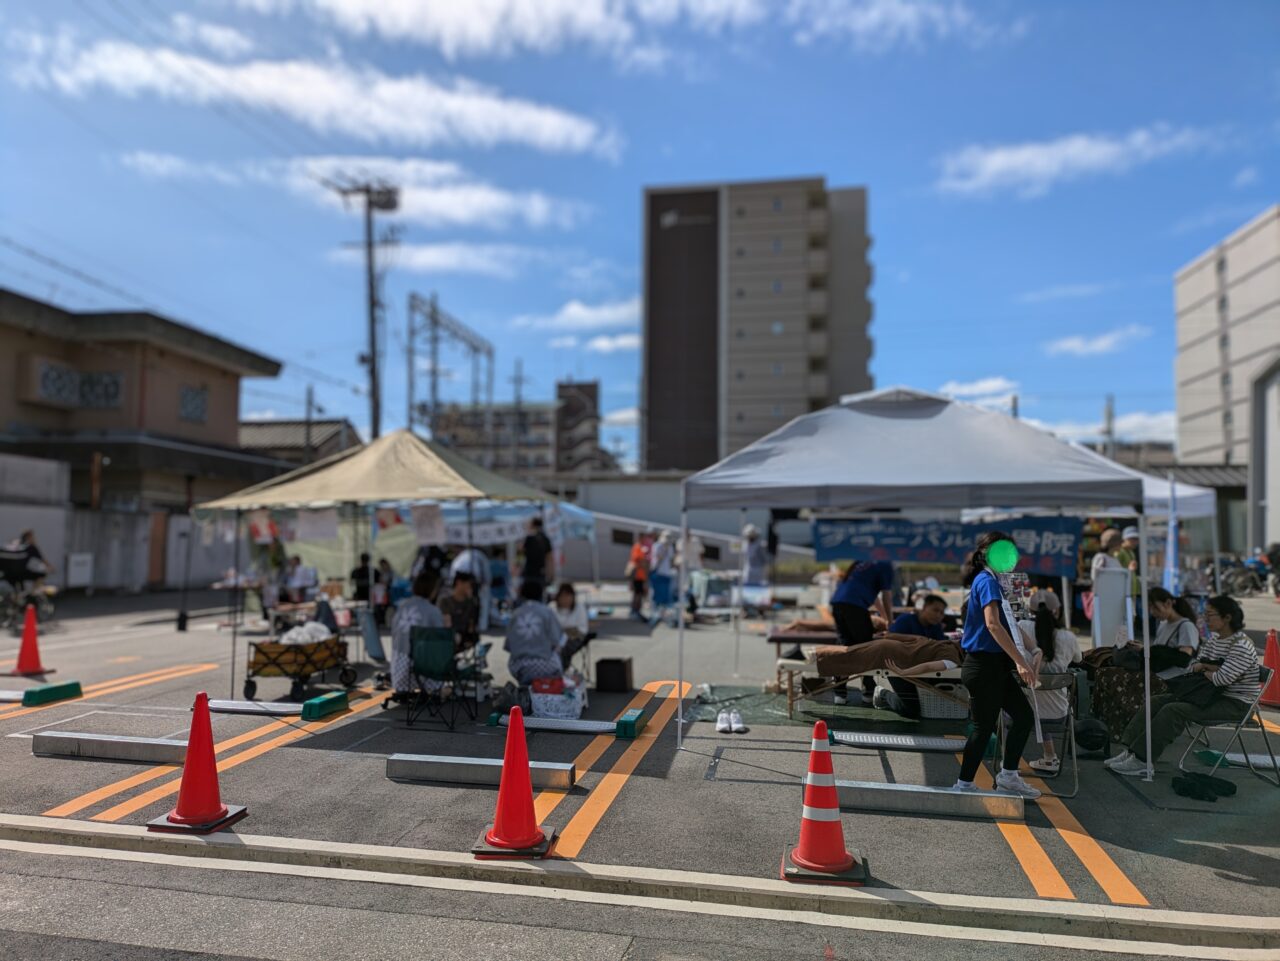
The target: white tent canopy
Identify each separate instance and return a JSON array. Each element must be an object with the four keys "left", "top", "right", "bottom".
[
  {"left": 676, "top": 387, "right": 1160, "bottom": 777},
  {"left": 683, "top": 388, "right": 1146, "bottom": 511}
]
